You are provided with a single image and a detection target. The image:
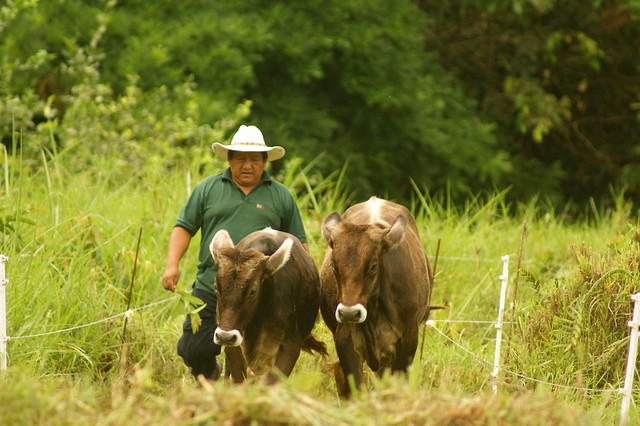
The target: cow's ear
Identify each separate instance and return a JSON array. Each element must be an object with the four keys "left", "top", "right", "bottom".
[
  {"left": 265, "top": 238, "right": 294, "bottom": 275},
  {"left": 382, "top": 215, "right": 407, "bottom": 252},
  {"left": 322, "top": 212, "right": 342, "bottom": 248},
  {"left": 210, "top": 229, "right": 234, "bottom": 260}
]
